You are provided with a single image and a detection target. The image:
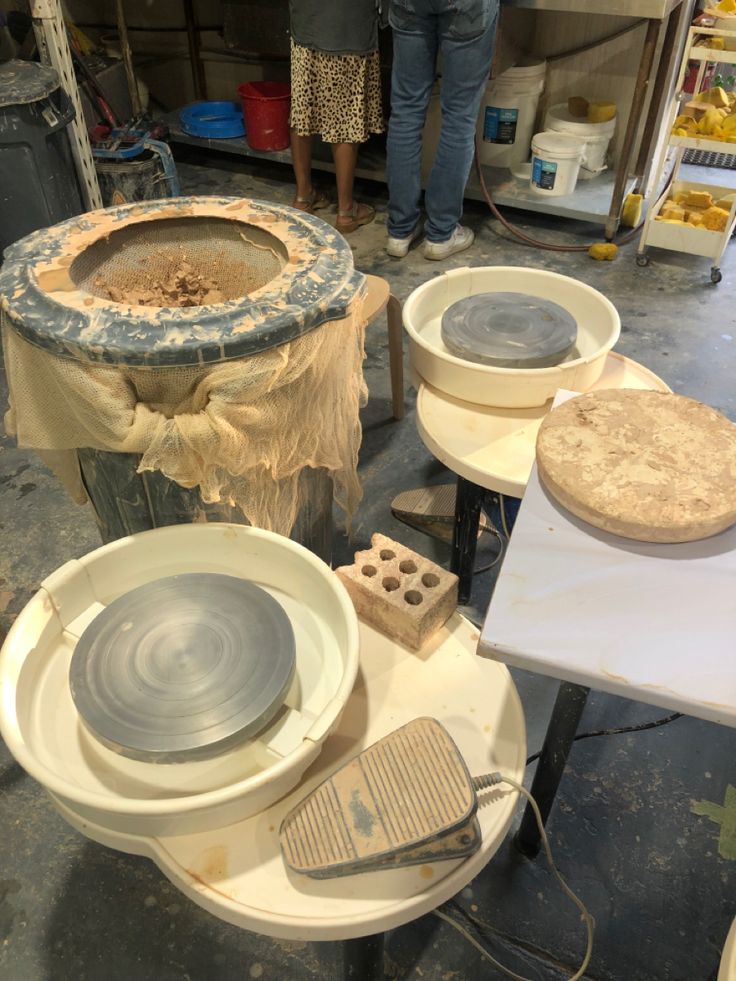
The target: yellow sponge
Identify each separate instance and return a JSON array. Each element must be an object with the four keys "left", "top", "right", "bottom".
[
  {"left": 661, "top": 203, "right": 686, "bottom": 221},
  {"left": 621, "top": 193, "right": 643, "bottom": 227},
  {"left": 684, "top": 190, "right": 714, "bottom": 209},
  {"left": 703, "top": 206, "right": 730, "bottom": 231},
  {"left": 716, "top": 193, "right": 736, "bottom": 211},
  {"left": 716, "top": 0, "right": 736, "bottom": 13},
  {"left": 588, "top": 243, "right": 618, "bottom": 261},
  {"left": 588, "top": 102, "right": 616, "bottom": 124}
]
